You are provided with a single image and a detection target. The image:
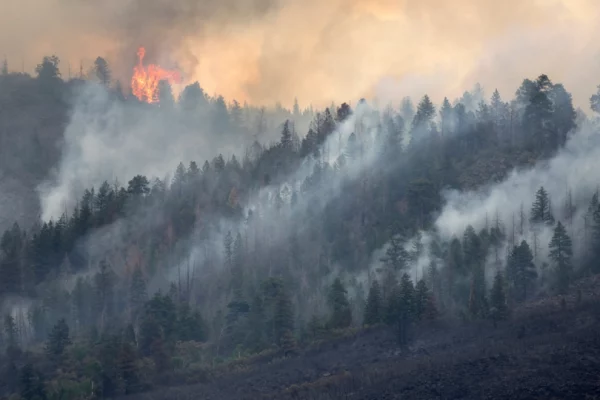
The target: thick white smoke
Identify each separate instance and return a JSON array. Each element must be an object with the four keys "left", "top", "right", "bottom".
[
  {"left": 434, "top": 118, "right": 600, "bottom": 269},
  {"left": 36, "top": 83, "right": 278, "bottom": 221}
]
